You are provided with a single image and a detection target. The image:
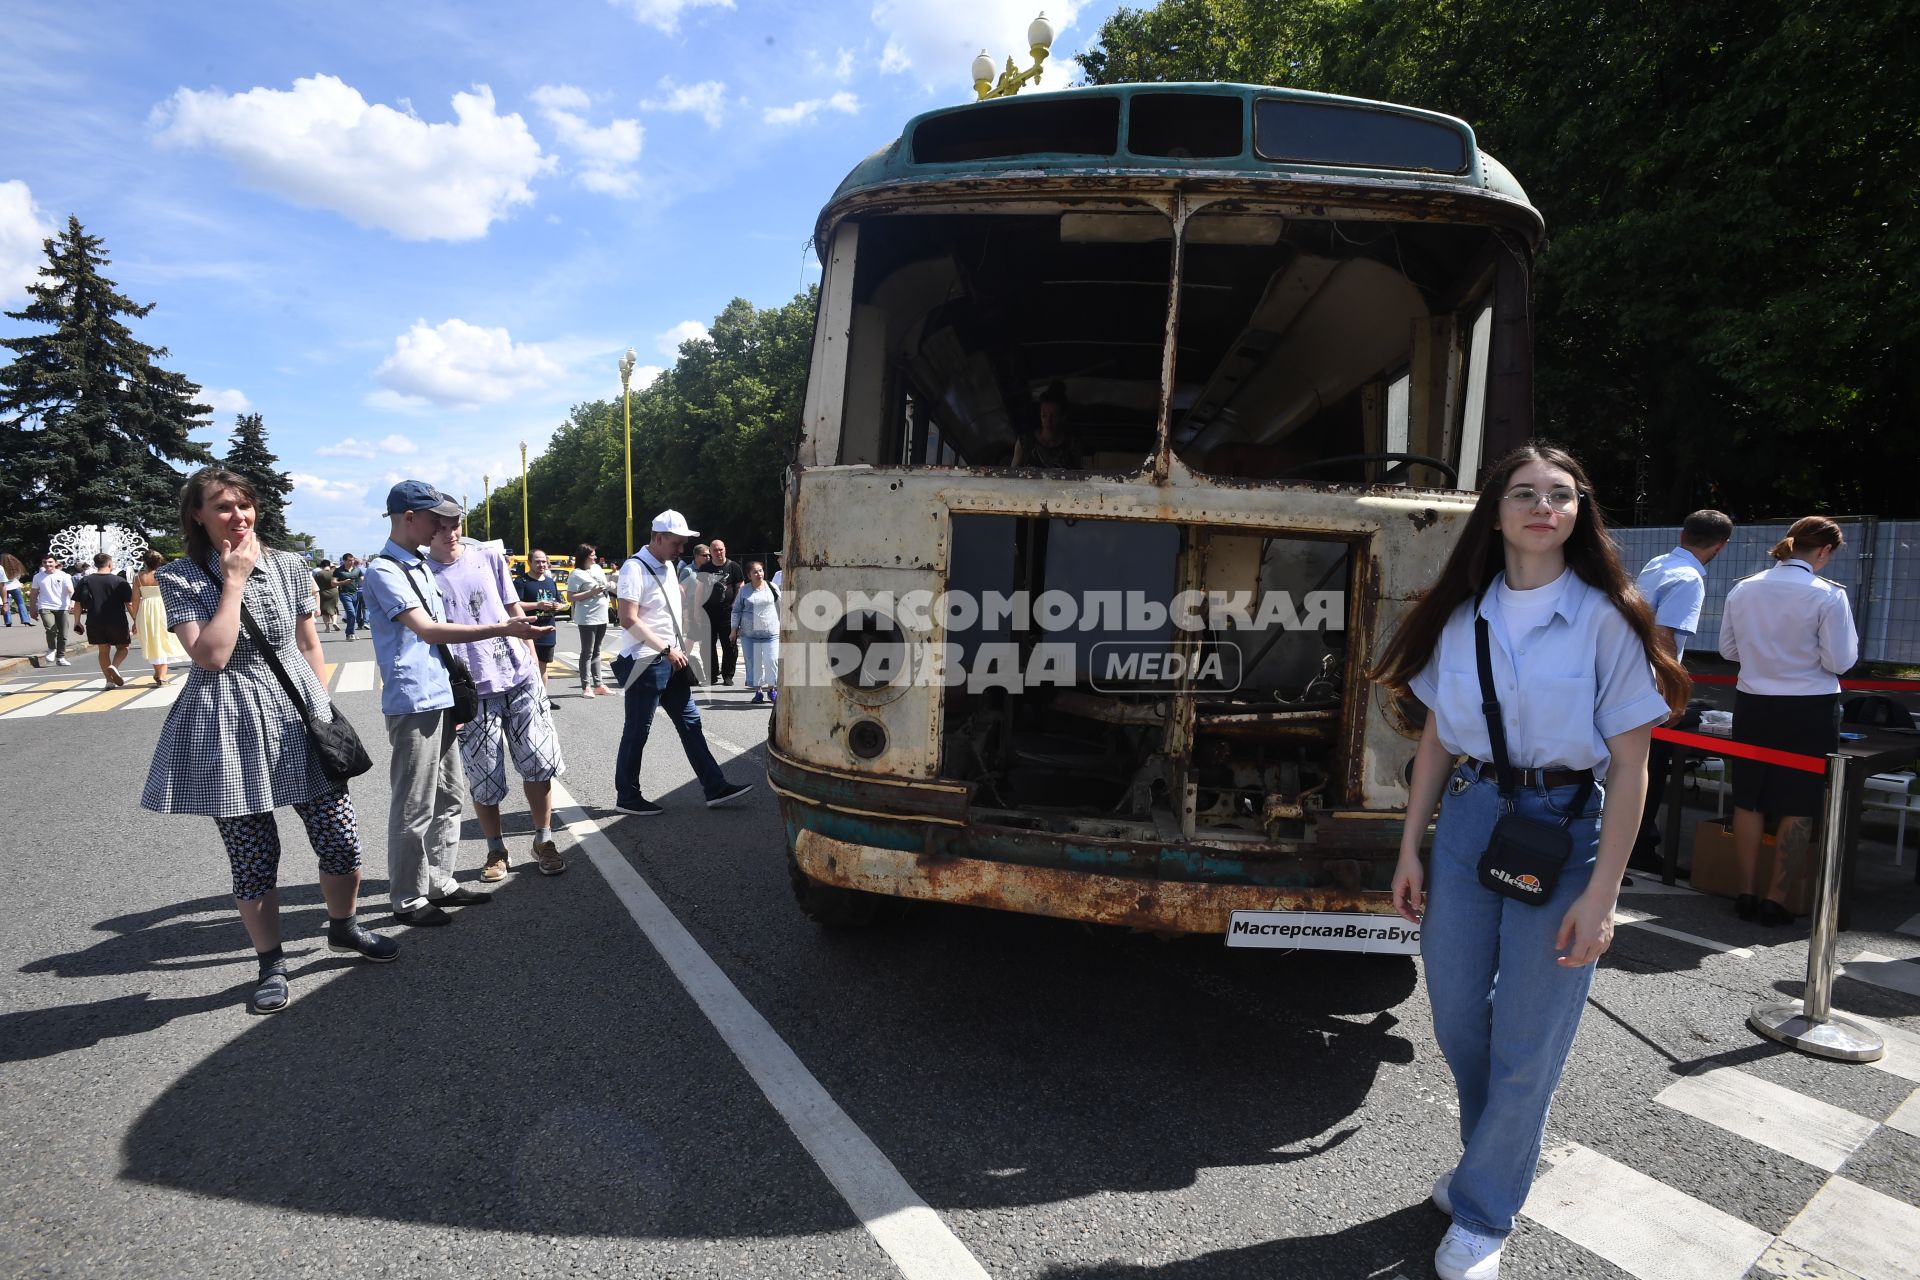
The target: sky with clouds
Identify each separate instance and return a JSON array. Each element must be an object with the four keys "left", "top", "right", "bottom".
[{"left": 1, "top": 0, "right": 1117, "bottom": 558}]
